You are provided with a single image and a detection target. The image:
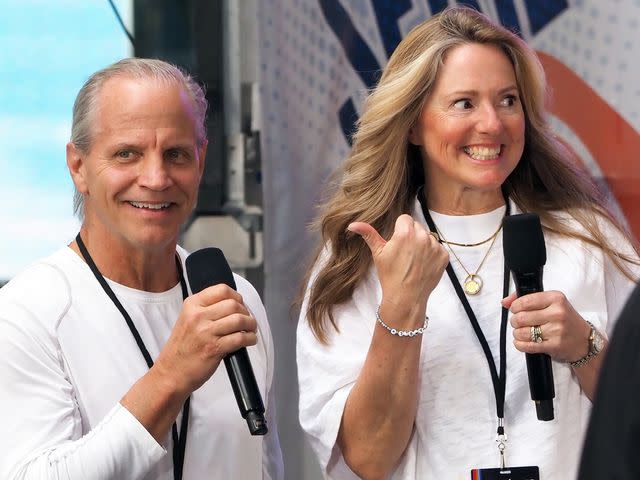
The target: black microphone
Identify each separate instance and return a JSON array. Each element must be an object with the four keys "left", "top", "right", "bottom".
[
  {"left": 503, "top": 213, "right": 555, "bottom": 421},
  {"left": 185, "top": 247, "right": 268, "bottom": 435}
]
